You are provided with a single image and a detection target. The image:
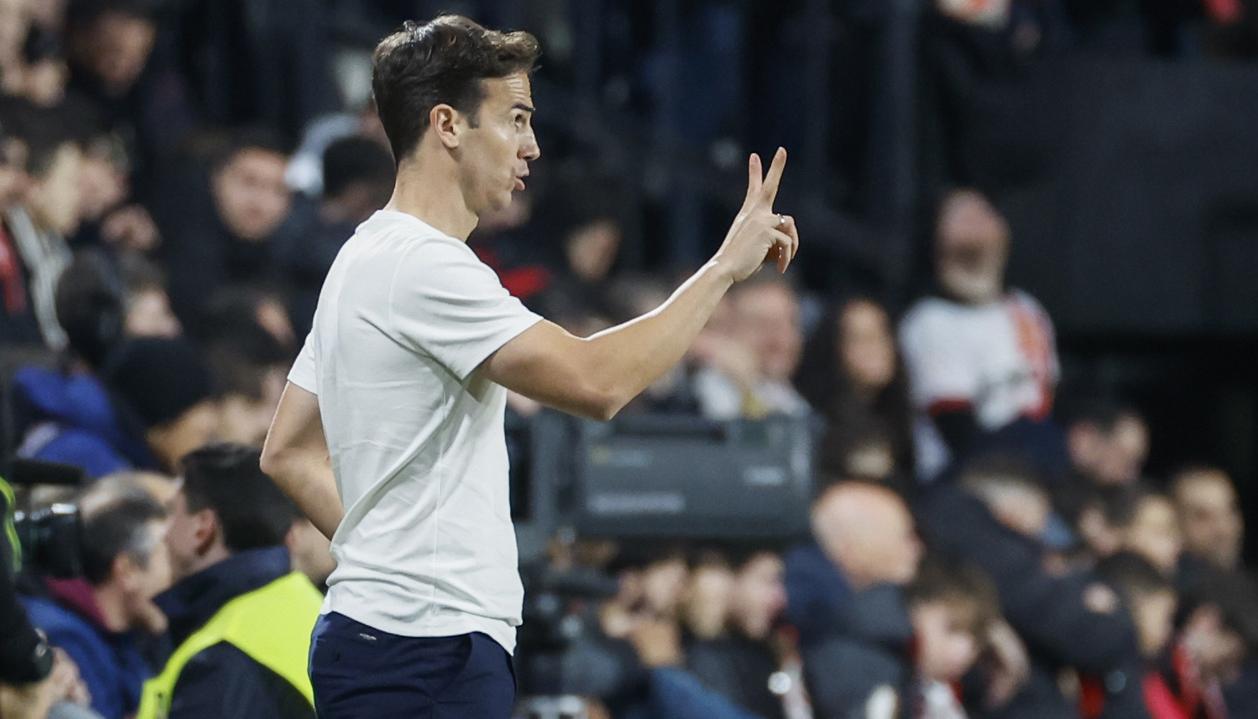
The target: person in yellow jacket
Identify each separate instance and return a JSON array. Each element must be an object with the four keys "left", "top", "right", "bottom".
[{"left": 138, "top": 444, "right": 322, "bottom": 719}]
